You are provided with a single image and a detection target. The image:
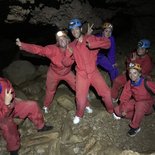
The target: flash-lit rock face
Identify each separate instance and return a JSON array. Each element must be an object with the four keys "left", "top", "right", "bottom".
[
  {"left": 2, "top": 0, "right": 155, "bottom": 30},
  {"left": 5, "top": 0, "right": 100, "bottom": 29}
]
